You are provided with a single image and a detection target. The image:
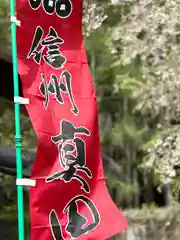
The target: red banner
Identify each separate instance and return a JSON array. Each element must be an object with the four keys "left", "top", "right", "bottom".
[{"left": 16, "top": 1, "right": 128, "bottom": 239}]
